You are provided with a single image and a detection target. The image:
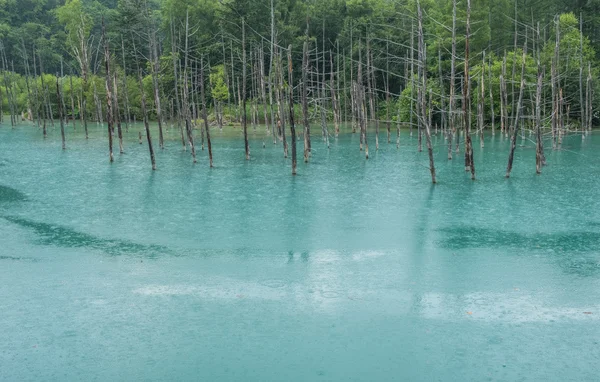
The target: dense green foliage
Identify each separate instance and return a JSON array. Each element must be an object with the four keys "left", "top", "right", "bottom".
[{"left": 0, "top": 0, "right": 598, "bottom": 126}]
